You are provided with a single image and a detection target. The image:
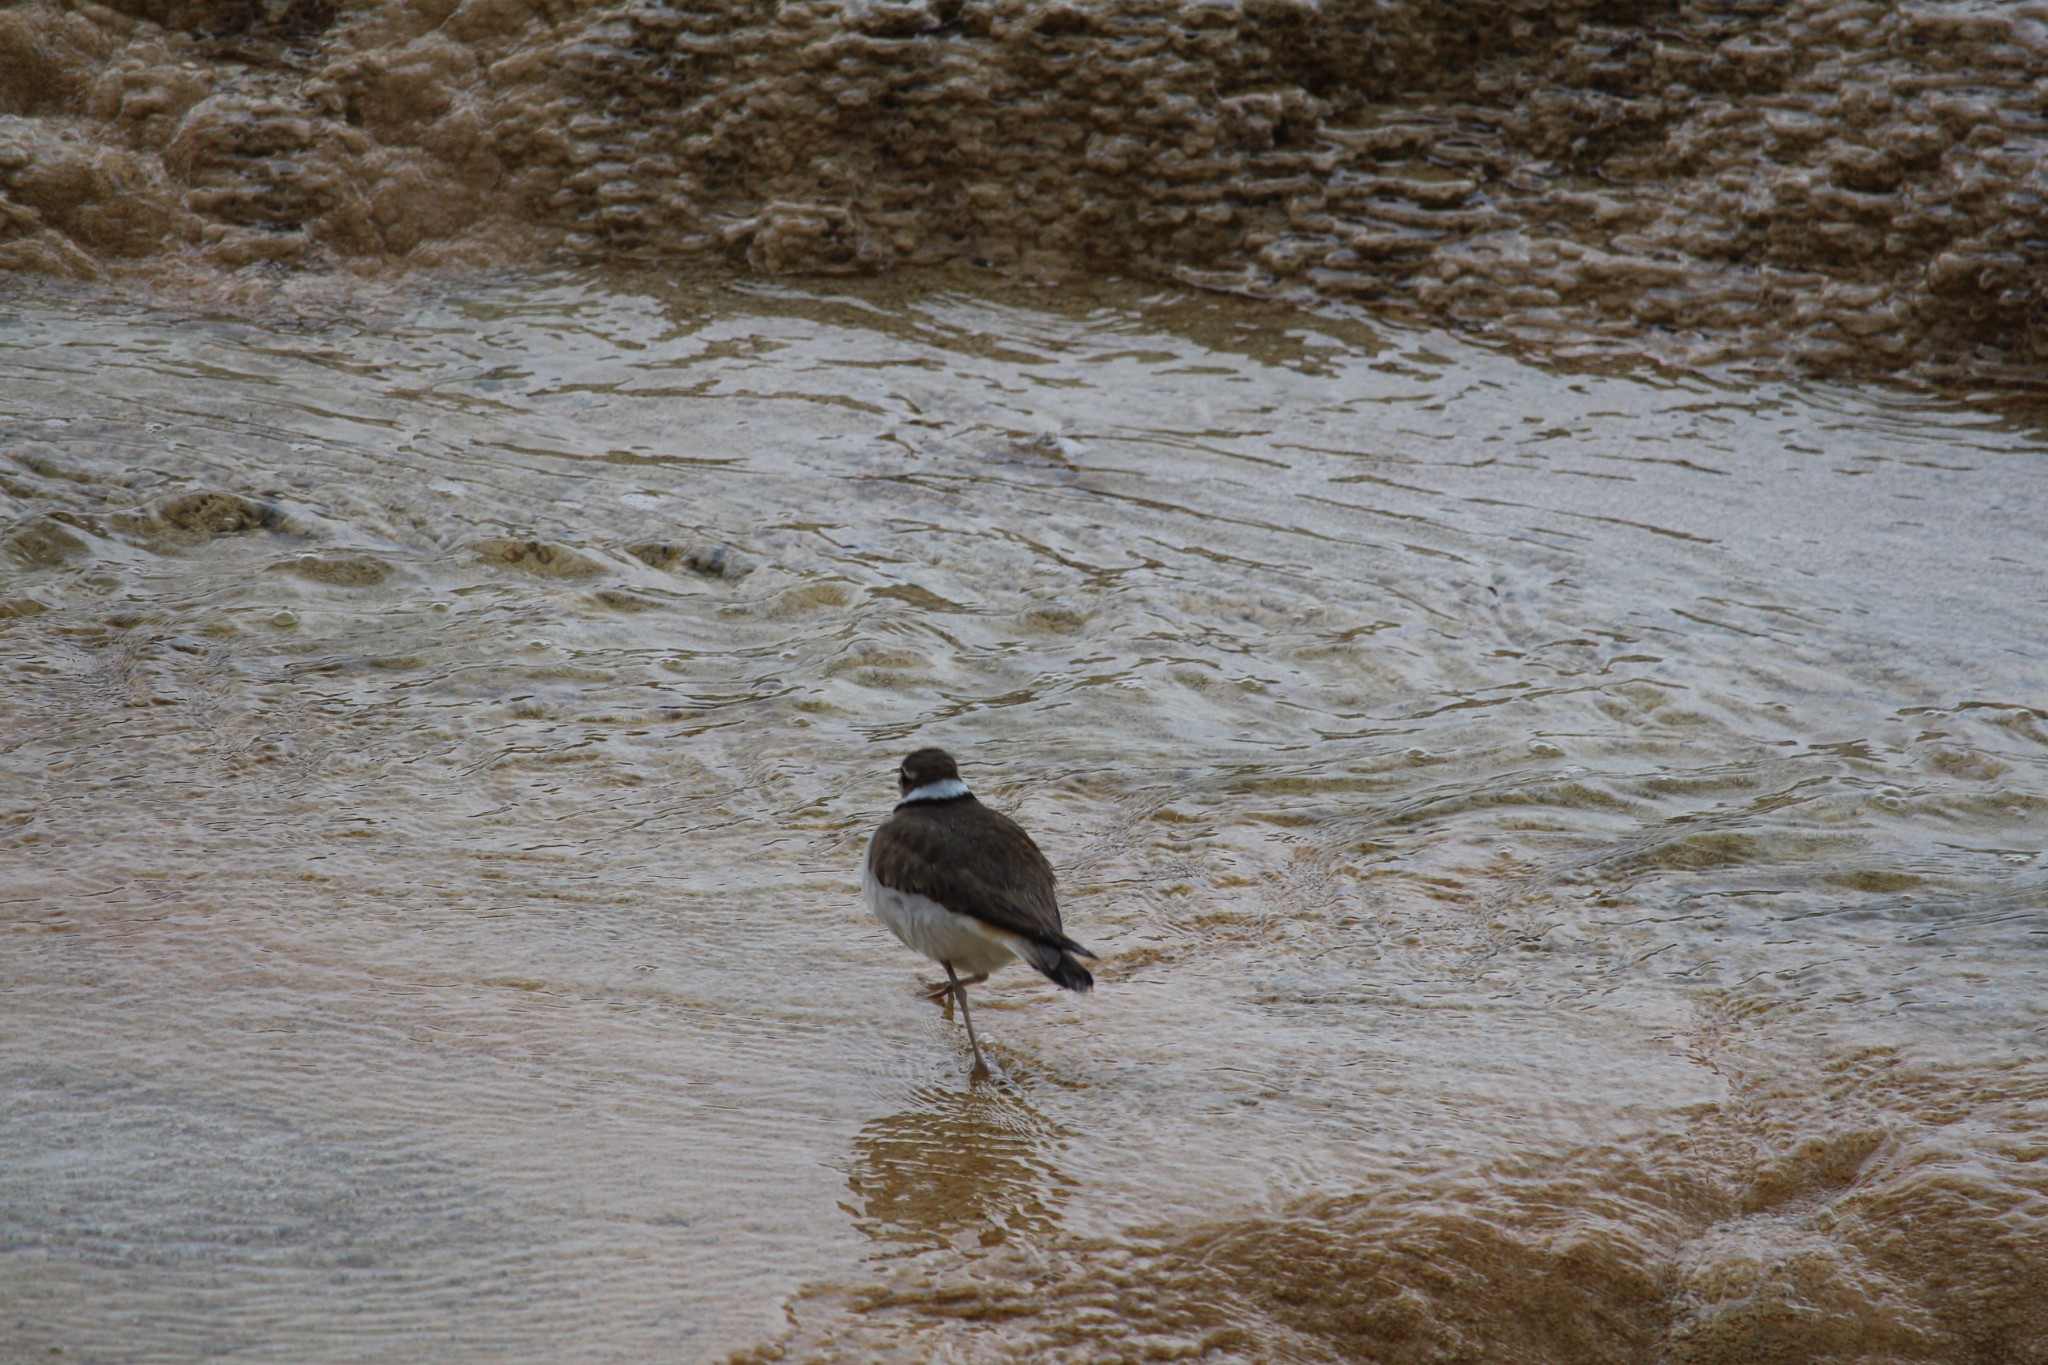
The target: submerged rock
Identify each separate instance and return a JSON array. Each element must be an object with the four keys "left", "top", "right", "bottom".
[
  {"left": 627, "top": 540, "right": 752, "bottom": 580},
  {"left": 1, "top": 515, "right": 92, "bottom": 569},
  {"left": 471, "top": 538, "right": 605, "bottom": 577},
  {"left": 105, "top": 490, "right": 294, "bottom": 549}
]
